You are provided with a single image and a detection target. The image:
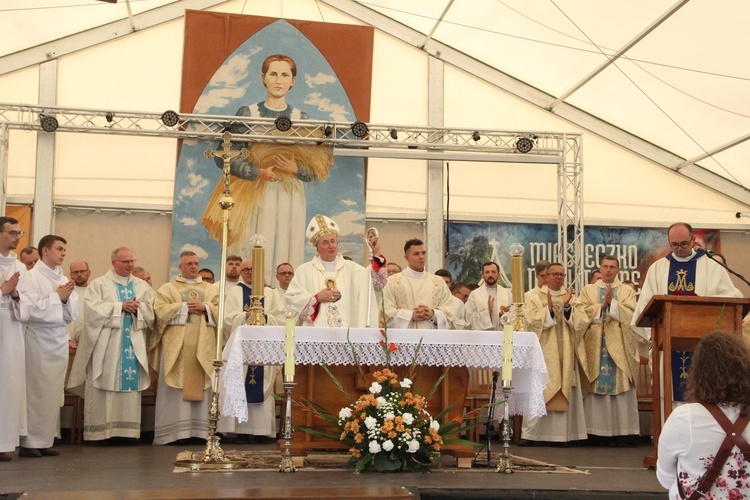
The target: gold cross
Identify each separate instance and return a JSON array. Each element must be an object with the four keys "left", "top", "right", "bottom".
[{"left": 204, "top": 130, "right": 249, "bottom": 190}]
